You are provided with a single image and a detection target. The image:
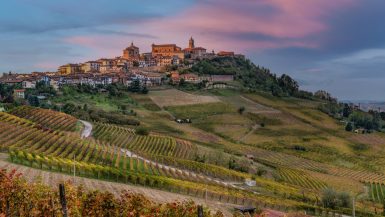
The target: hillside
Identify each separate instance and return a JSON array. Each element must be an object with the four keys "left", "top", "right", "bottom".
[
  {"left": 2, "top": 58, "right": 385, "bottom": 216},
  {"left": 2, "top": 84, "right": 385, "bottom": 216}
]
